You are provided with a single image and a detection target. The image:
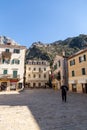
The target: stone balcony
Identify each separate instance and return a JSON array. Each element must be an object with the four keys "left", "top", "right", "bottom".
[{"left": 0, "top": 74, "right": 20, "bottom": 79}]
